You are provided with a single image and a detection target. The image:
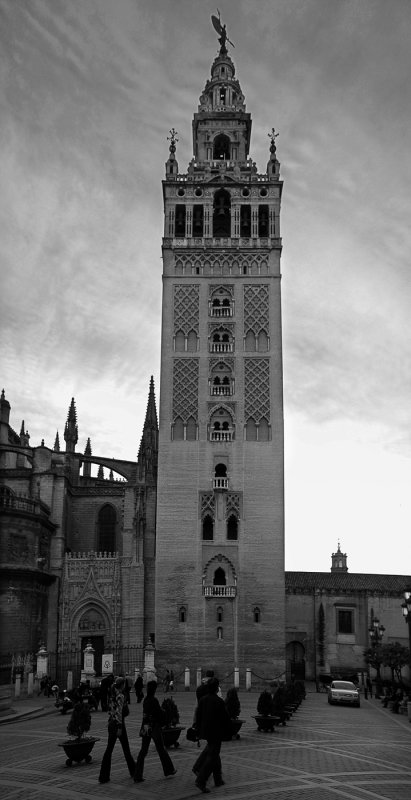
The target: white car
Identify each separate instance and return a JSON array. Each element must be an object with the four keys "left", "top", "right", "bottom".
[{"left": 328, "top": 680, "right": 360, "bottom": 707}]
